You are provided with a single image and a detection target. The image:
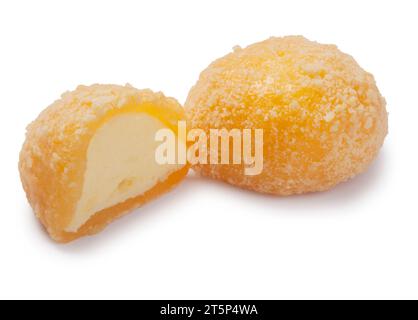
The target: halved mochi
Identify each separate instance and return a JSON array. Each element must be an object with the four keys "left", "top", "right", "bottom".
[{"left": 19, "top": 84, "right": 188, "bottom": 243}]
